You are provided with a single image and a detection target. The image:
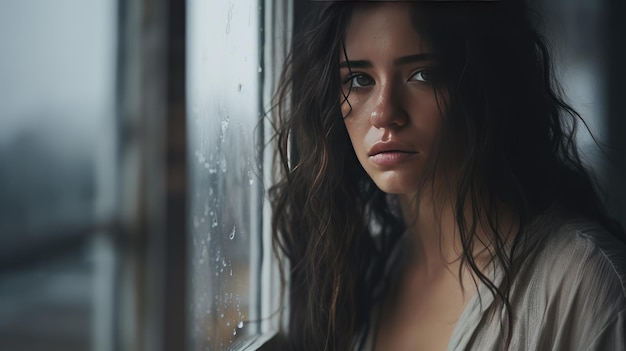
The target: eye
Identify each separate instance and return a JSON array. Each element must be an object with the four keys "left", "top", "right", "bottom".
[
  {"left": 344, "top": 74, "right": 374, "bottom": 89},
  {"left": 410, "top": 68, "right": 434, "bottom": 83}
]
